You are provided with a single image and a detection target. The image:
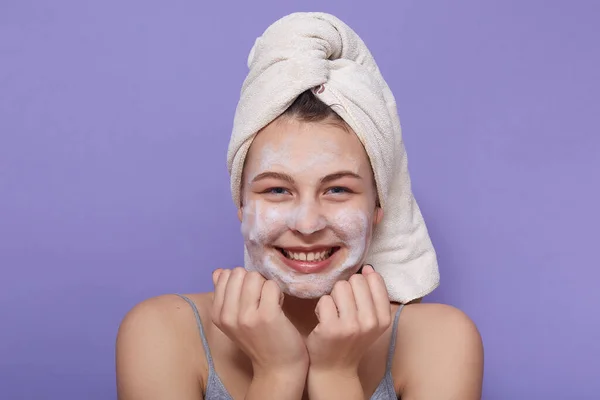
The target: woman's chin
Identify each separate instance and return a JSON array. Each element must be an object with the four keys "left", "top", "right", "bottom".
[
  {"left": 284, "top": 287, "right": 328, "bottom": 299},
  {"left": 280, "top": 281, "right": 335, "bottom": 299}
]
